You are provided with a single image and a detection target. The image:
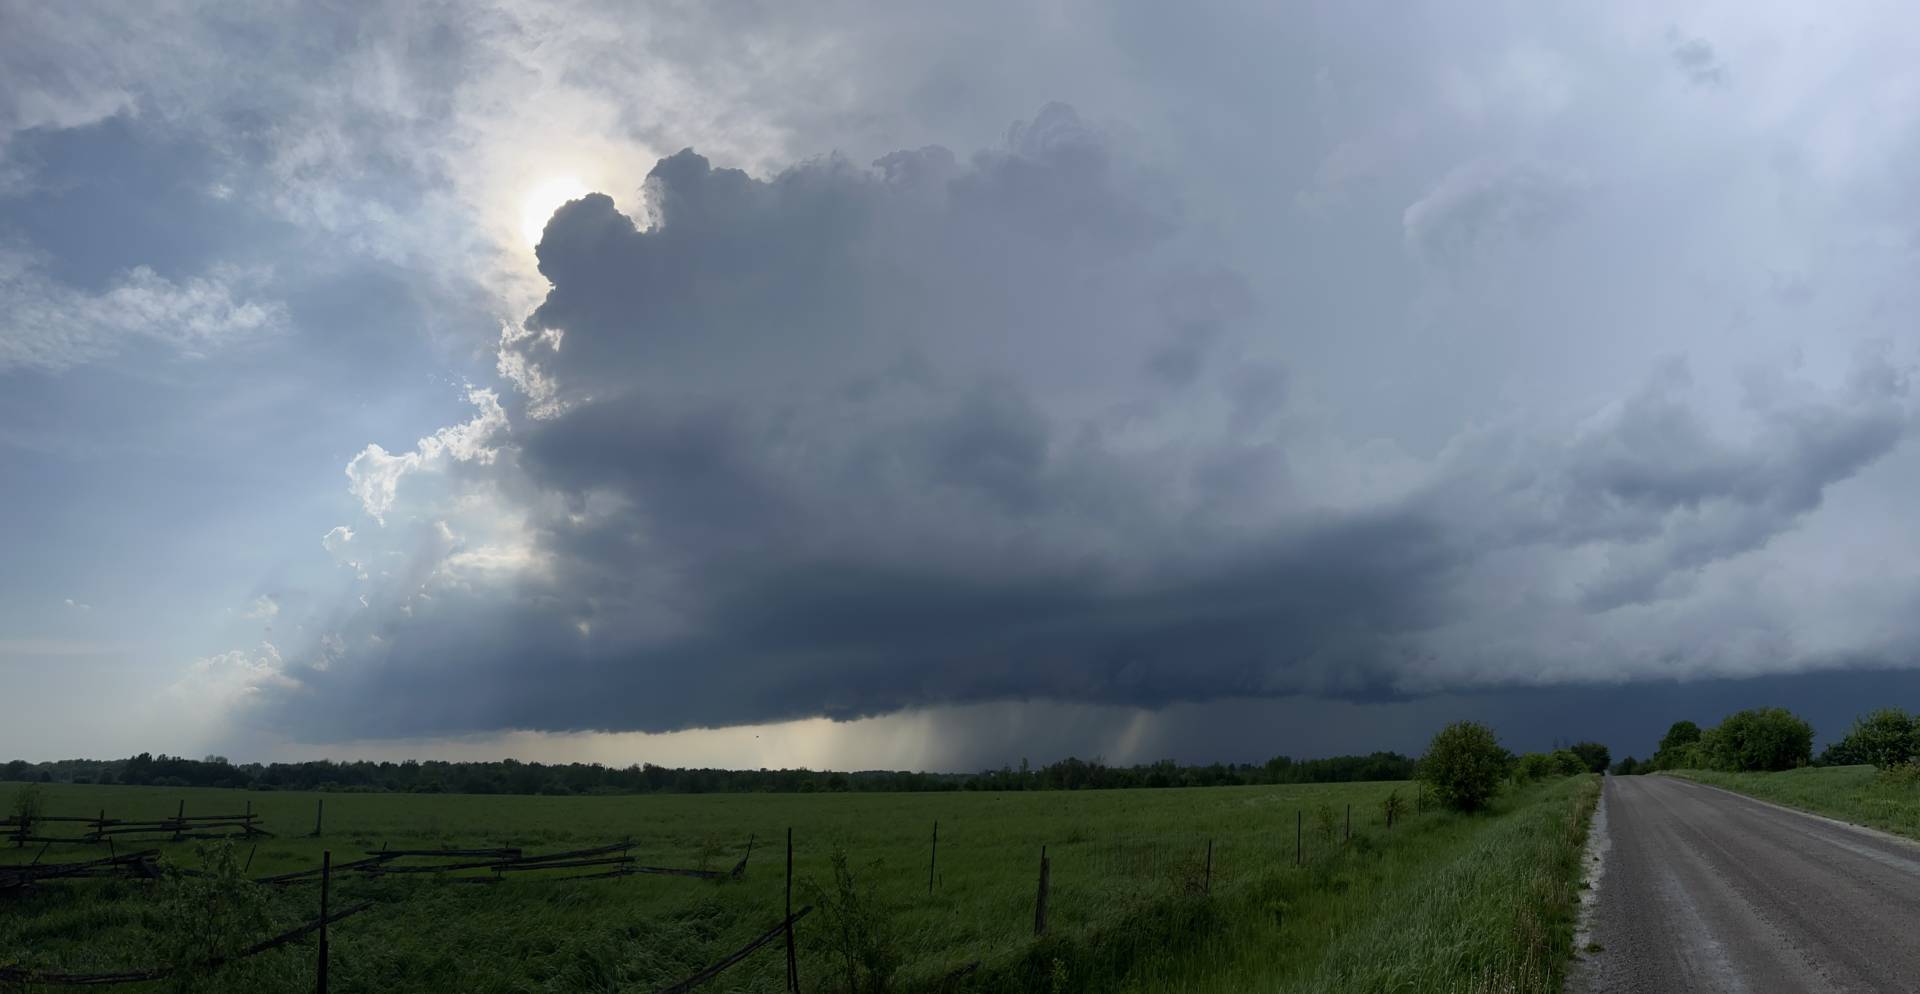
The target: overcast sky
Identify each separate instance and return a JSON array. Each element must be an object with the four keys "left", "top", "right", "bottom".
[{"left": 5, "top": 1, "right": 1920, "bottom": 770}]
